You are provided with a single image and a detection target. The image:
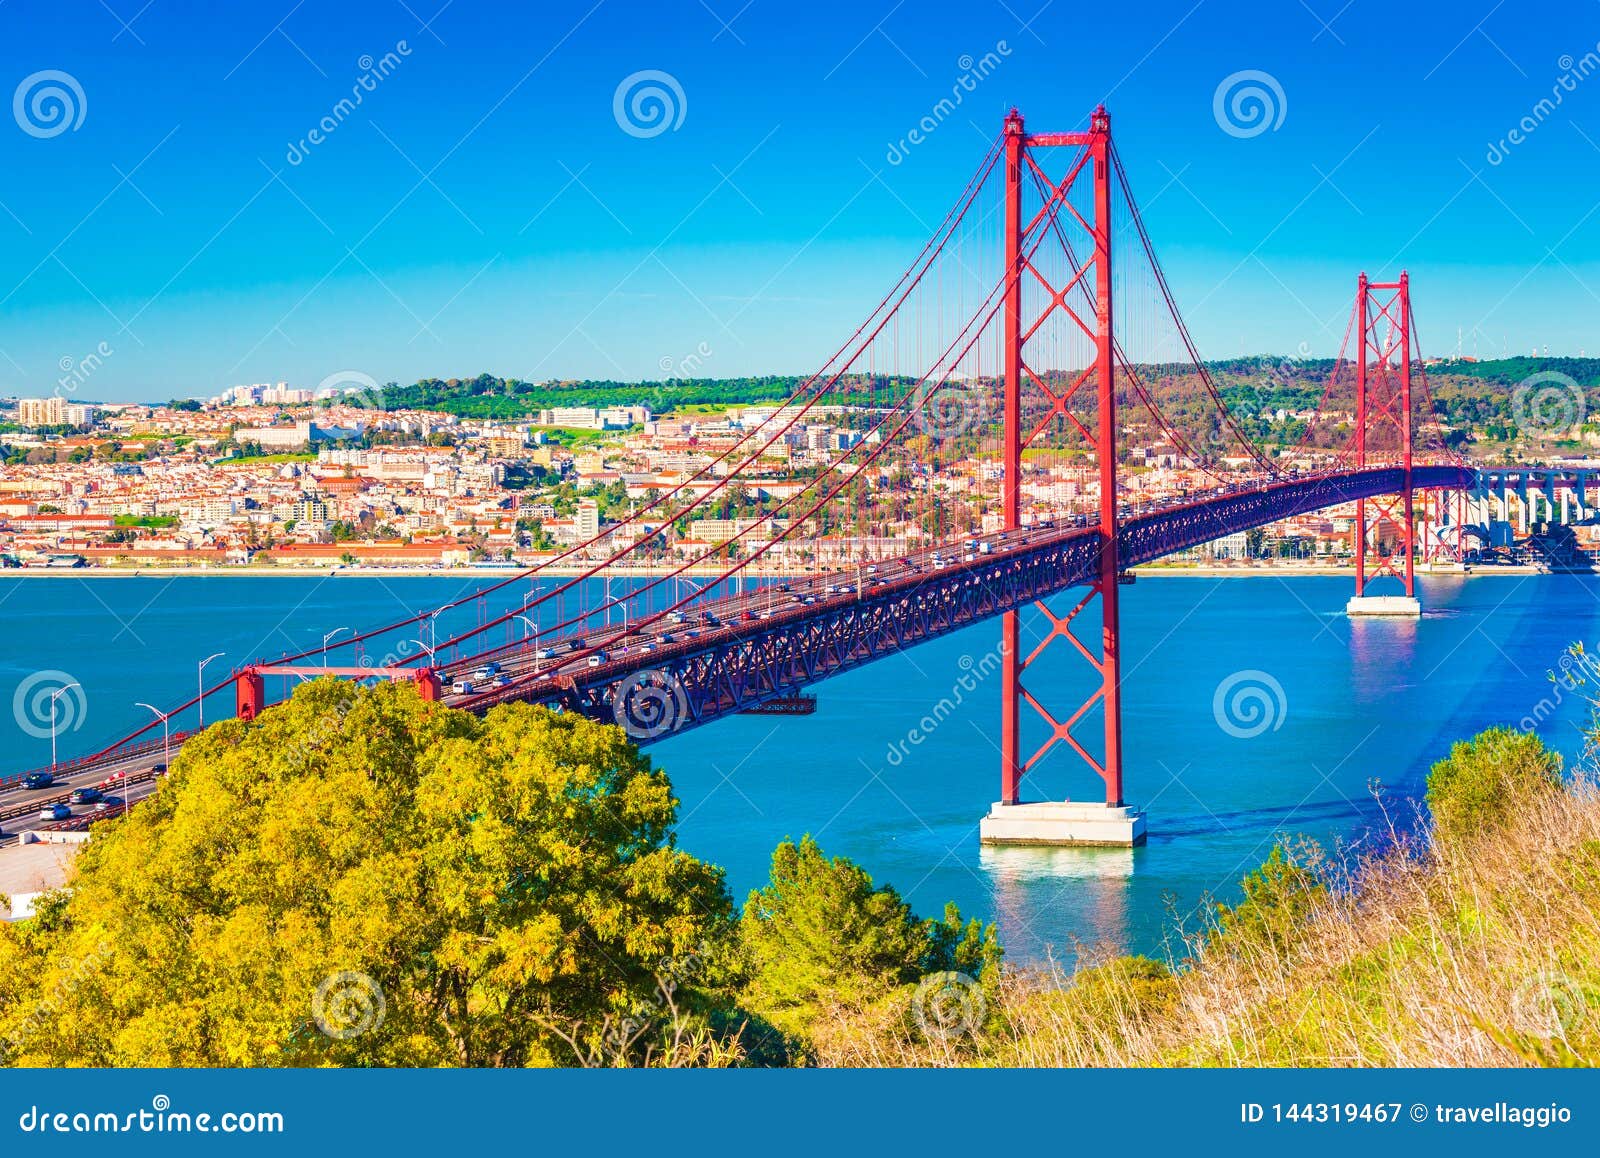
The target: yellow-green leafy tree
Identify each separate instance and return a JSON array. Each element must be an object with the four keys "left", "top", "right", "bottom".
[{"left": 0, "top": 680, "right": 739, "bottom": 1067}]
